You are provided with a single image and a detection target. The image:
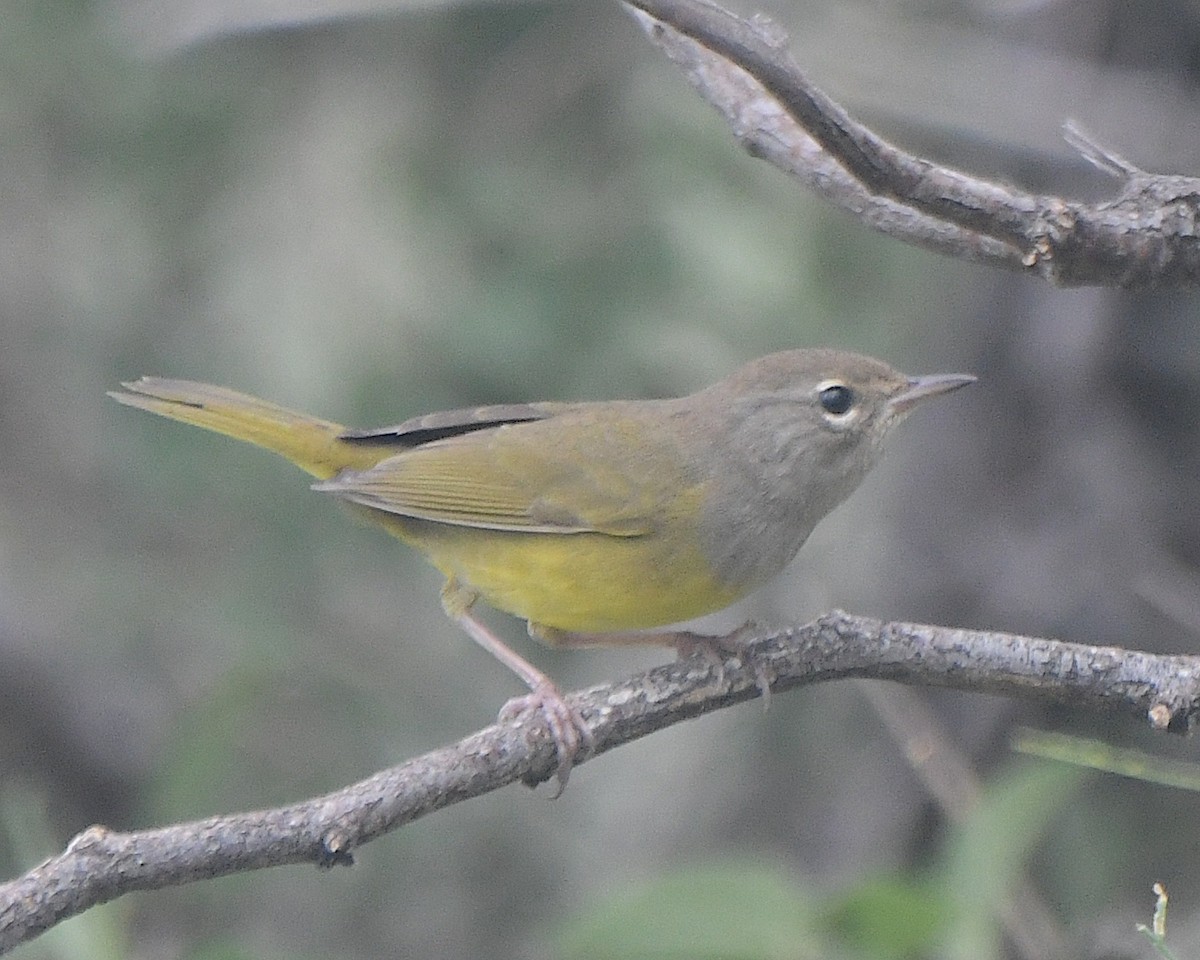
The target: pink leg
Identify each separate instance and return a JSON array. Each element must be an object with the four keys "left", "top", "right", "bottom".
[
  {"left": 442, "top": 581, "right": 592, "bottom": 794},
  {"left": 533, "top": 622, "right": 773, "bottom": 706}
]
